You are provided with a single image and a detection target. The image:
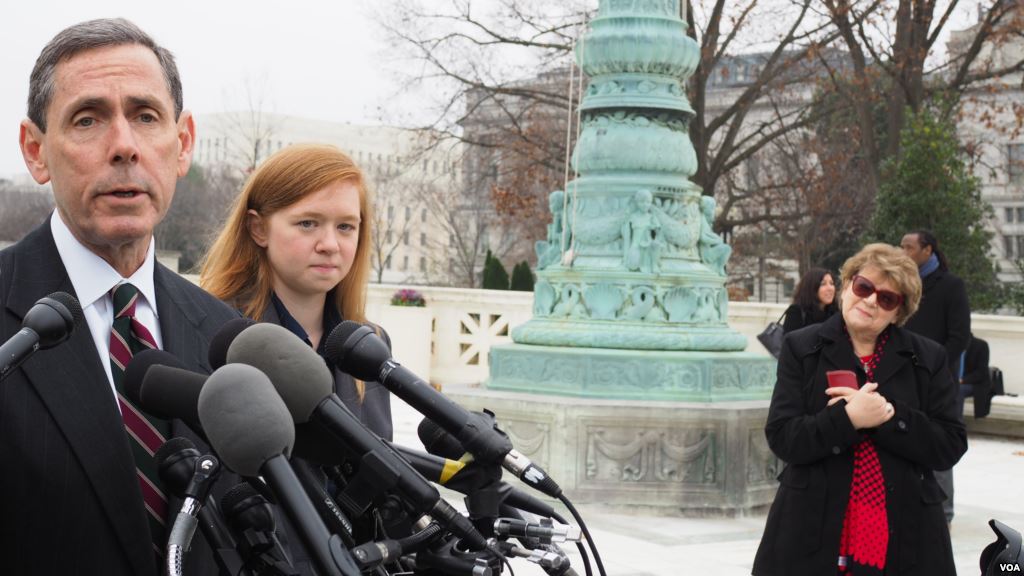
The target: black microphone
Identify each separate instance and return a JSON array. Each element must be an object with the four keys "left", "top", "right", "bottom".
[
  {"left": 326, "top": 321, "right": 562, "bottom": 498},
  {"left": 226, "top": 323, "right": 488, "bottom": 551},
  {"left": 221, "top": 482, "right": 300, "bottom": 576},
  {"left": 0, "top": 291, "right": 82, "bottom": 381},
  {"left": 155, "top": 438, "right": 245, "bottom": 576},
  {"left": 125, "top": 350, "right": 208, "bottom": 434},
  {"left": 392, "top": 444, "right": 557, "bottom": 519},
  {"left": 208, "top": 317, "right": 257, "bottom": 370},
  {"left": 197, "top": 363, "right": 360, "bottom": 576}
]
